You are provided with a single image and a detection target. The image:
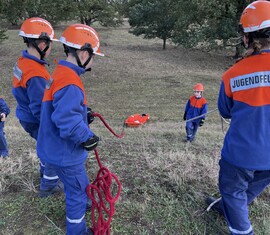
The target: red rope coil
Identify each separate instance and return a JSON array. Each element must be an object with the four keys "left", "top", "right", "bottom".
[{"left": 86, "top": 113, "right": 124, "bottom": 235}]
